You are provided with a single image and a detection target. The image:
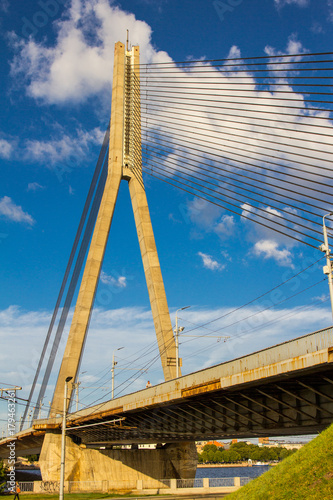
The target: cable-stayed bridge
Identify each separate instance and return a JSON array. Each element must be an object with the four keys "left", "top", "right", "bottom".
[{"left": 2, "top": 42, "right": 333, "bottom": 487}]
